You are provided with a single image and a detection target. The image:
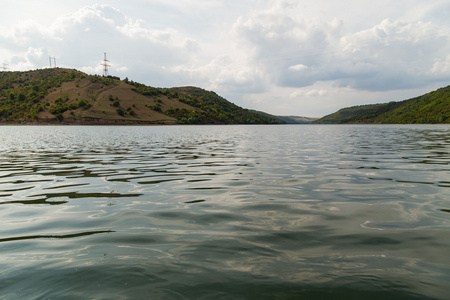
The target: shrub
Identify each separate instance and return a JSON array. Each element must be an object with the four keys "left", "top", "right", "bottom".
[
  {"left": 49, "top": 105, "right": 67, "bottom": 115},
  {"left": 55, "top": 113, "right": 64, "bottom": 121},
  {"left": 116, "top": 108, "right": 125, "bottom": 116},
  {"left": 77, "top": 99, "right": 89, "bottom": 109}
]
